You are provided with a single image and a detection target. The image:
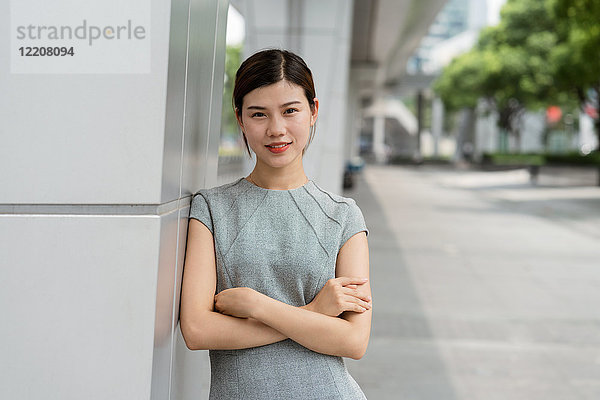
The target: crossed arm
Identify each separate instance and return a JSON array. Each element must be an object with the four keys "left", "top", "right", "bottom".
[{"left": 179, "top": 219, "right": 372, "bottom": 360}]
